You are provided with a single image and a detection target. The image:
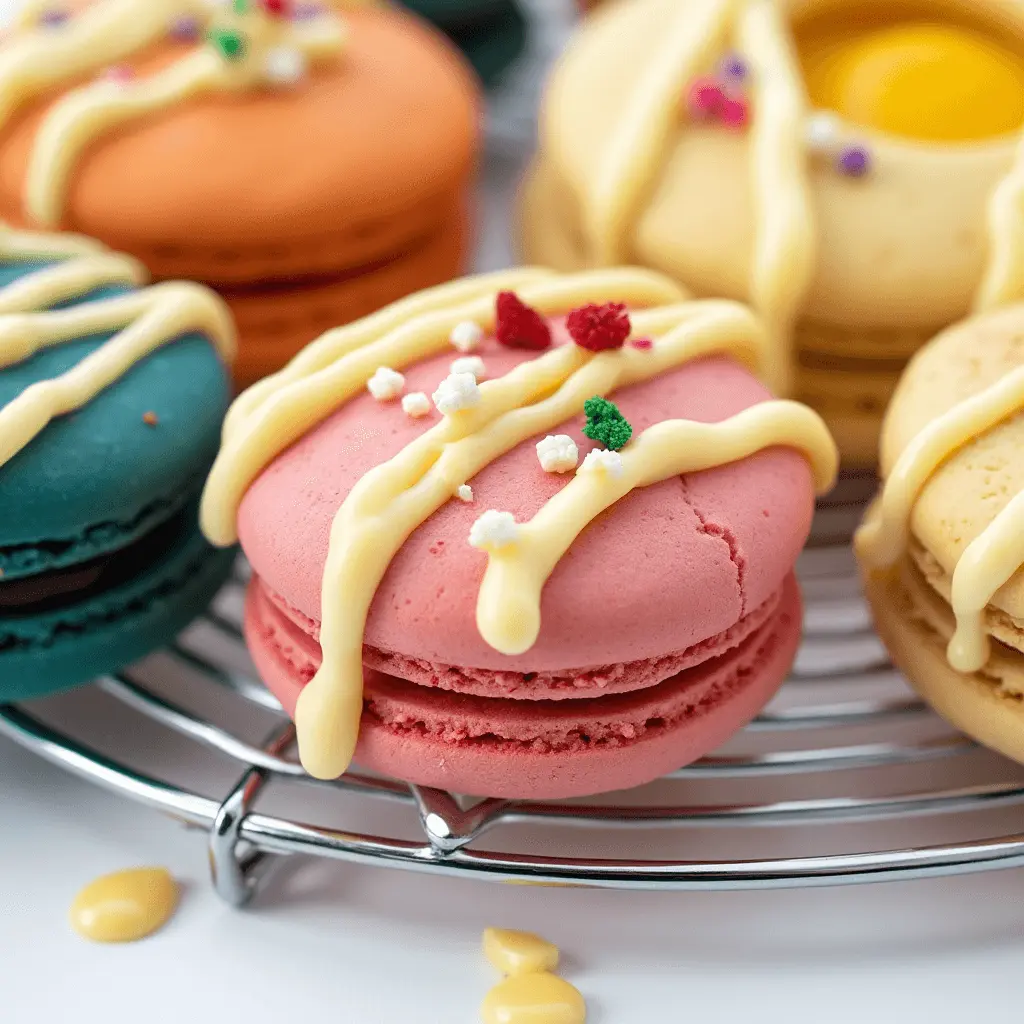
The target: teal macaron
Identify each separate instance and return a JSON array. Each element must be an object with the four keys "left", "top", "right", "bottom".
[
  {"left": 0, "top": 231, "right": 236, "bottom": 703},
  {"left": 398, "top": 0, "right": 527, "bottom": 88}
]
